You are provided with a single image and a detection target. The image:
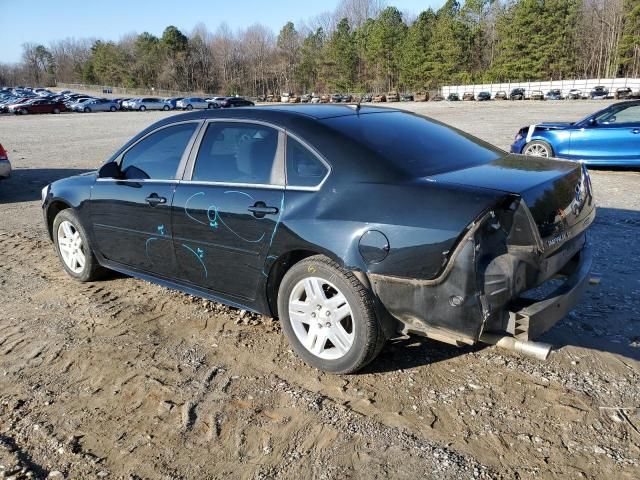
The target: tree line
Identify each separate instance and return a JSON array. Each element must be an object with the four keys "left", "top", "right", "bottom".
[{"left": 1, "top": 0, "right": 639, "bottom": 96}]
